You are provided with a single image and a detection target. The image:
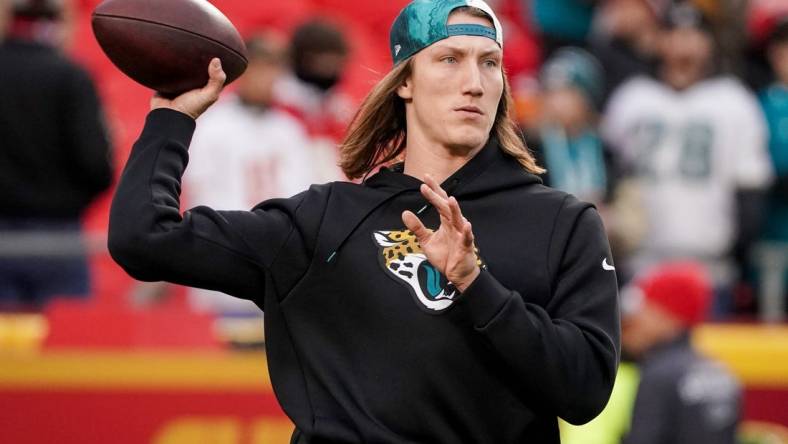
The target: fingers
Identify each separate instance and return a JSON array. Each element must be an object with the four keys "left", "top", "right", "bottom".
[
  {"left": 419, "top": 175, "right": 470, "bottom": 233},
  {"left": 448, "top": 196, "right": 466, "bottom": 230},
  {"left": 150, "top": 58, "right": 226, "bottom": 117},
  {"left": 419, "top": 174, "right": 453, "bottom": 224},
  {"left": 203, "top": 58, "right": 227, "bottom": 99},
  {"left": 462, "top": 219, "right": 474, "bottom": 248},
  {"left": 402, "top": 210, "right": 432, "bottom": 243},
  {"left": 208, "top": 58, "right": 227, "bottom": 85},
  {"left": 423, "top": 174, "right": 449, "bottom": 200},
  {"left": 419, "top": 174, "right": 473, "bottom": 245},
  {"left": 419, "top": 183, "right": 451, "bottom": 217},
  {"left": 450, "top": 198, "right": 474, "bottom": 249},
  {"left": 445, "top": 197, "right": 475, "bottom": 251}
]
